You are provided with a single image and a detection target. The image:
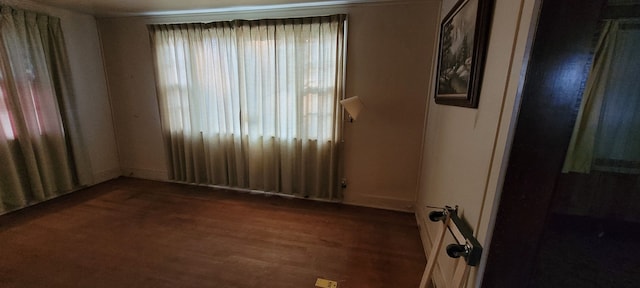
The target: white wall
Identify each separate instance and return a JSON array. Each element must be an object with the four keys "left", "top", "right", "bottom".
[
  {"left": 0, "top": 0, "right": 121, "bottom": 184},
  {"left": 97, "top": 0, "right": 440, "bottom": 211},
  {"left": 415, "top": 0, "right": 539, "bottom": 286}
]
